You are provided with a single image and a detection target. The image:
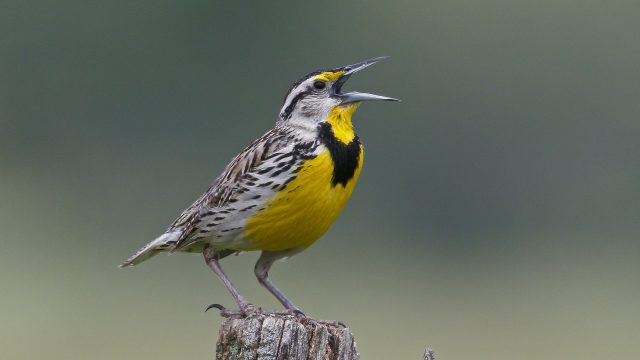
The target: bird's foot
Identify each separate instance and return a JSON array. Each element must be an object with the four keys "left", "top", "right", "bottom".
[
  {"left": 269, "top": 308, "right": 346, "bottom": 328},
  {"left": 205, "top": 303, "right": 261, "bottom": 318},
  {"left": 271, "top": 308, "right": 306, "bottom": 318},
  {"left": 310, "top": 318, "right": 347, "bottom": 328}
]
